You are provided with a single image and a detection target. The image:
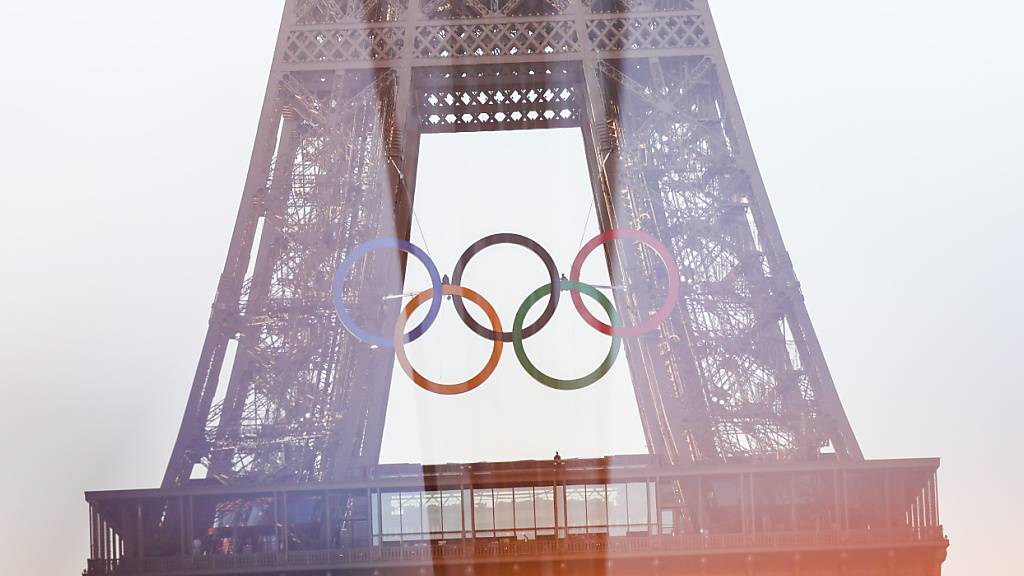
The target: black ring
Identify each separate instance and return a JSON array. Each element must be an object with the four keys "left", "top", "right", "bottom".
[{"left": 450, "top": 233, "right": 560, "bottom": 342}]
